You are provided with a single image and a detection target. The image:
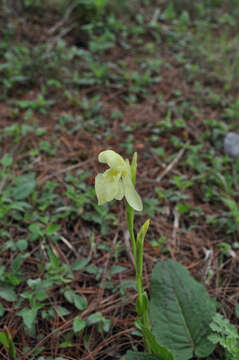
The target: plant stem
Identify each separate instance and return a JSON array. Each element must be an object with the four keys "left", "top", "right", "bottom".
[
  {"left": 126, "top": 201, "right": 136, "bottom": 262},
  {"left": 126, "top": 201, "right": 151, "bottom": 353}
]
